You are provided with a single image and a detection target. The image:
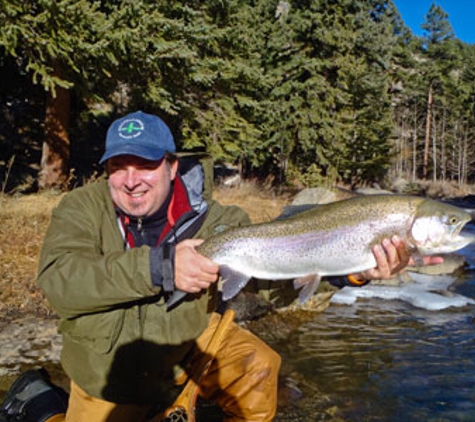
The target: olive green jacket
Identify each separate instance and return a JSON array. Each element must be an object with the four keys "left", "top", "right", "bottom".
[{"left": 37, "top": 170, "right": 250, "bottom": 404}]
